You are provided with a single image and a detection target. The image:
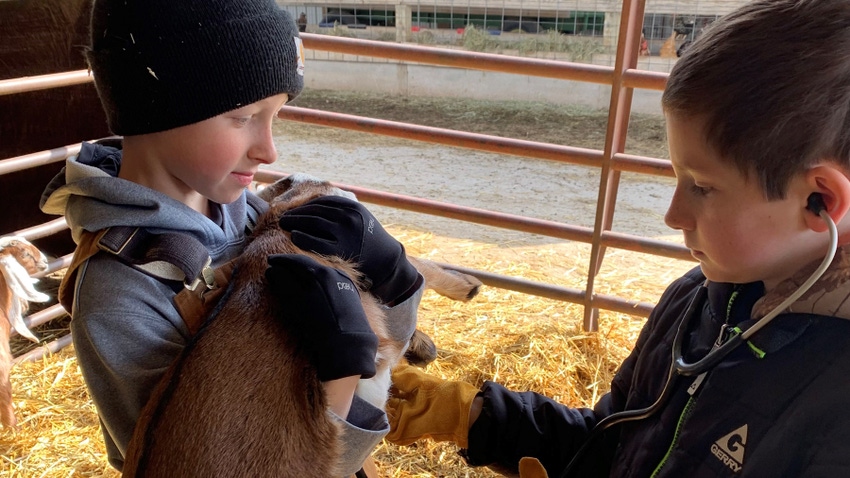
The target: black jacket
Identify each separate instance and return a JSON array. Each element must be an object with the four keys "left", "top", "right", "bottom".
[{"left": 465, "top": 263, "right": 850, "bottom": 477}]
